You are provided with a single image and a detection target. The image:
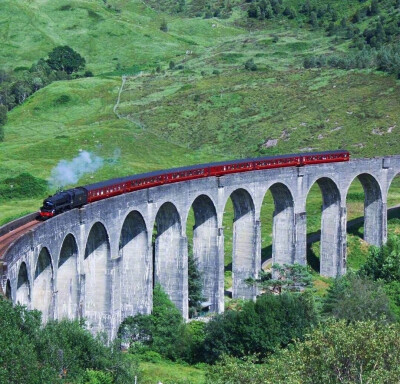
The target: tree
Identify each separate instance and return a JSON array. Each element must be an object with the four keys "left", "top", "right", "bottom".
[
  {"left": 309, "top": 11, "right": 318, "bottom": 28},
  {"left": 368, "top": 0, "right": 379, "bottom": 15},
  {"left": 246, "top": 263, "right": 313, "bottom": 294},
  {"left": 0, "top": 298, "right": 42, "bottom": 384},
  {"left": 188, "top": 251, "right": 205, "bottom": 318},
  {"left": 208, "top": 321, "right": 400, "bottom": 384},
  {"left": 244, "top": 58, "right": 257, "bottom": 71},
  {"left": 47, "top": 46, "right": 86, "bottom": 74},
  {"left": 247, "top": 4, "right": 258, "bottom": 18},
  {"left": 323, "top": 274, "right": 394, "bottom": 323},
  {"left": 160, "top": 19, "right": 168, "bottom": 32},
  {"left": 201, "top": 291, "right": 318, "bottom": 363},
  {"left": 359, "top": 235, "right": 400, "bottom": 282},
  {"left": 118, "top": 284, "right": 184, "bottom": 360},
  {"left": 0, "top": 104, "right": 7, "bottom": 142},
  {"left": 269, "top": 320, "right": 400, "bottom": 384},
  {"left": 0, "top": 297, "right": 138, "bottom": 384}
]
